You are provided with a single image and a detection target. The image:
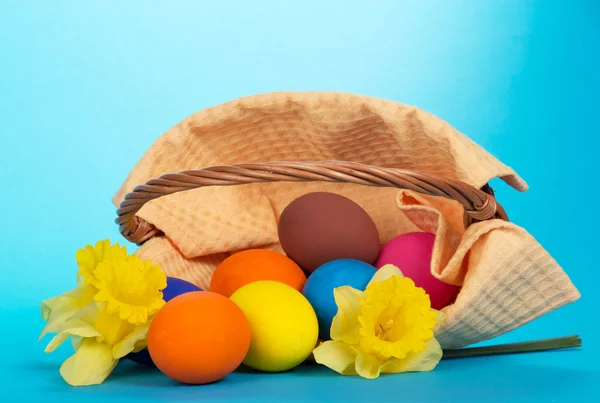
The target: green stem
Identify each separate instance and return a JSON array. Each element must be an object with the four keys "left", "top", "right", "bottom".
[{"left": 442, "top": 335, "right": 582, "bottom": 360}]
